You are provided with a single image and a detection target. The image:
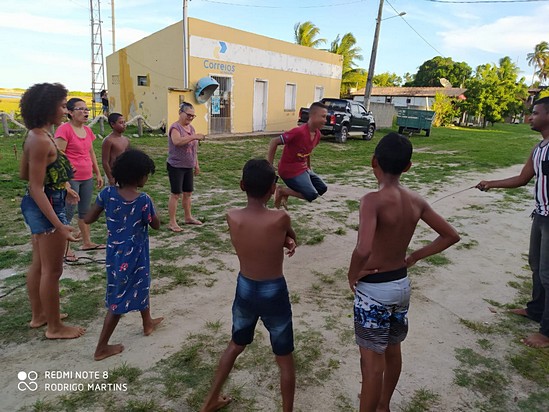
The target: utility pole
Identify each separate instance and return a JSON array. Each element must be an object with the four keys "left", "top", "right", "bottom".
[
  {"left": 363, "top": 0, "right": 384, "bottom": 112},
  {"left": 182, "top": 0, "right": 189, "bottom": 89},
  {"left": 111, "top": 0, "right": 116, "bottom": 53},
  {"left": 90, "top": 0, "right": 106, "bottom": 117}
]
